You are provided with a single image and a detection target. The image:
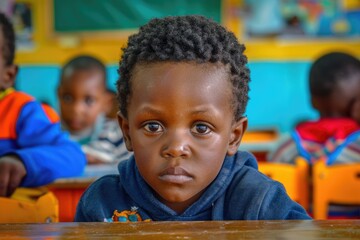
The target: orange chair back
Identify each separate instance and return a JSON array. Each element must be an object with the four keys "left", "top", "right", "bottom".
[
  {"left": 313, "top": 161, "right": 360, "bottom": 219},
  {"left": 0, "top": 187, "right": 59, "bottom": 223},
  {"left": 241, "top": 129, "right": 279, "bottom": 162},
  {"left": 258, "top": 157, "right": 309, "bottom": 210}
]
